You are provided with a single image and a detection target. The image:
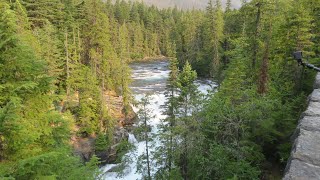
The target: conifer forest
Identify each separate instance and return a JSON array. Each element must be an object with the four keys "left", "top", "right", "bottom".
[{"left": 0, "top": 0, "right": 320, "bottom": 179}]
